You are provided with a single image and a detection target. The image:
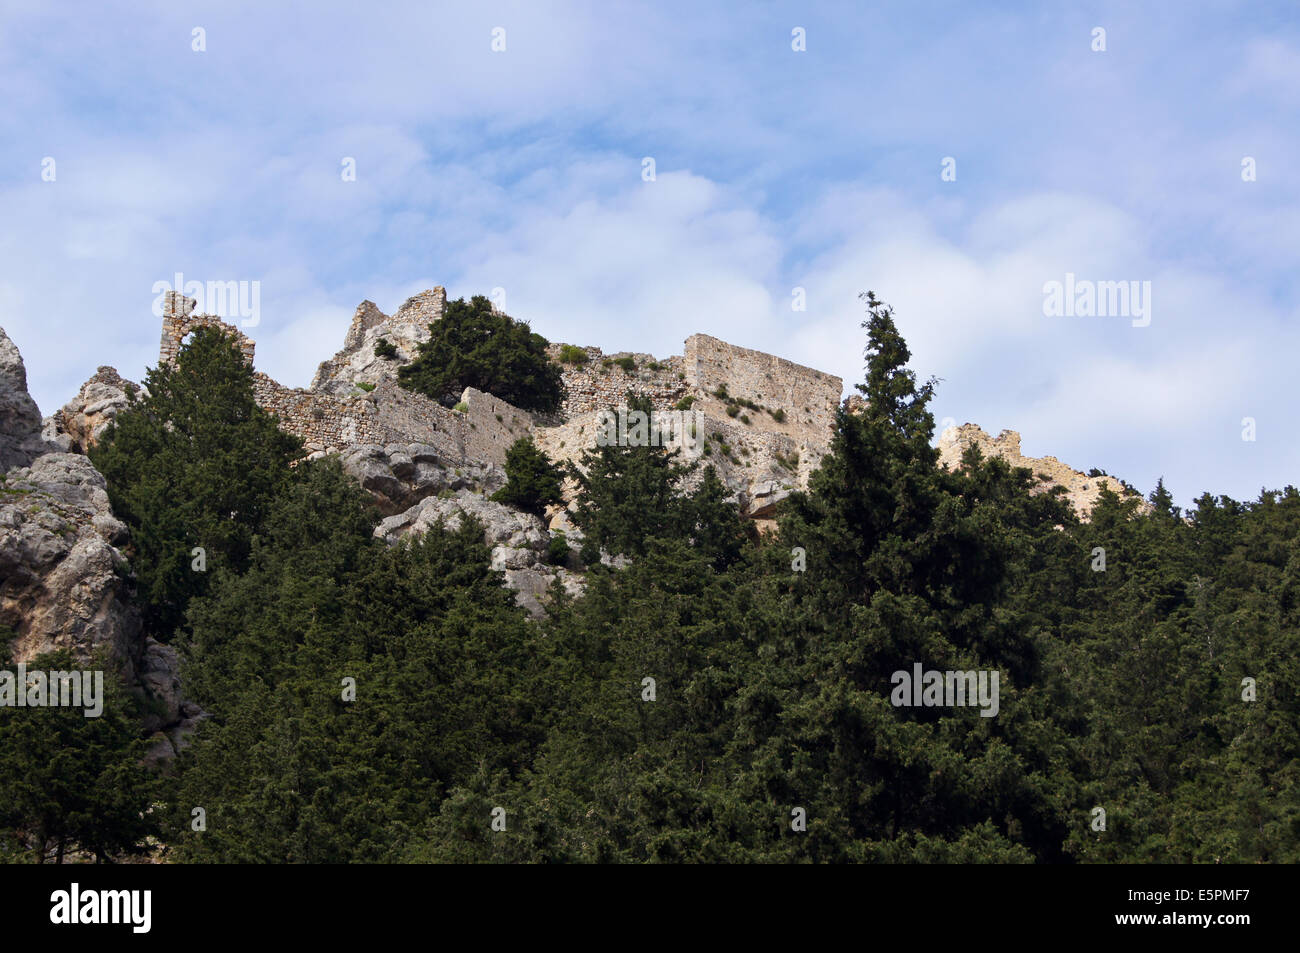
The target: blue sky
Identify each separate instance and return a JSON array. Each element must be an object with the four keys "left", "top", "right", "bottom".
[{"left": 1, "top": 0, "right": 1296, "bottom": 506}]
